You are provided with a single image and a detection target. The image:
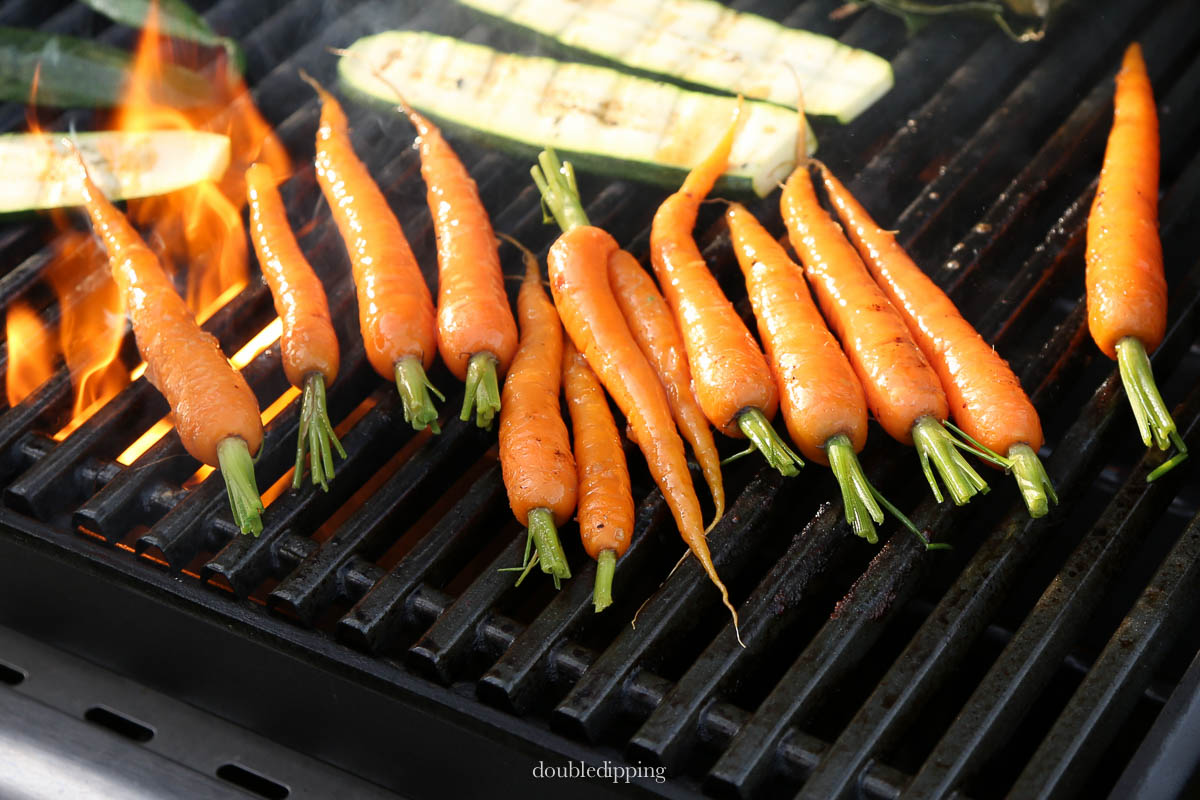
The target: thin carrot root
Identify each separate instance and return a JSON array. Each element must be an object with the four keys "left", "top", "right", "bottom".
[
  {"left": 527, "top": 507, "right": 571, "bottom": 588},
  {"left": 736, "top": 408, "right": 803, "bottom": 477},
  {"left": 594, "top": 549, "right": 617, "bottom": 612},
  {"left": 912, "top": 415, "right": 989, "bottom": 505},
  {"left": 217, "top": 436, "right": 264, "bottom": 536},
  {"left": 294, "top": 373, "right": 346, "bottom": 491},
  {"left": 460, "top": 352, "right": 502, "bottom": 429},
  {"left": 1117, "top": 336, "right": 1188, "bottom": 480},
  {"left": 394, "top": 356, "right": 444, "bottom": 433},
  {"left": 825, "top": 434, "right": 884, "bottom": 543},
  {"left": 1006, "top": 443, "right": 1058, "bottom": 518},
  {"left": 531, "top": 149, "right": 589, "bottom": 233}
]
